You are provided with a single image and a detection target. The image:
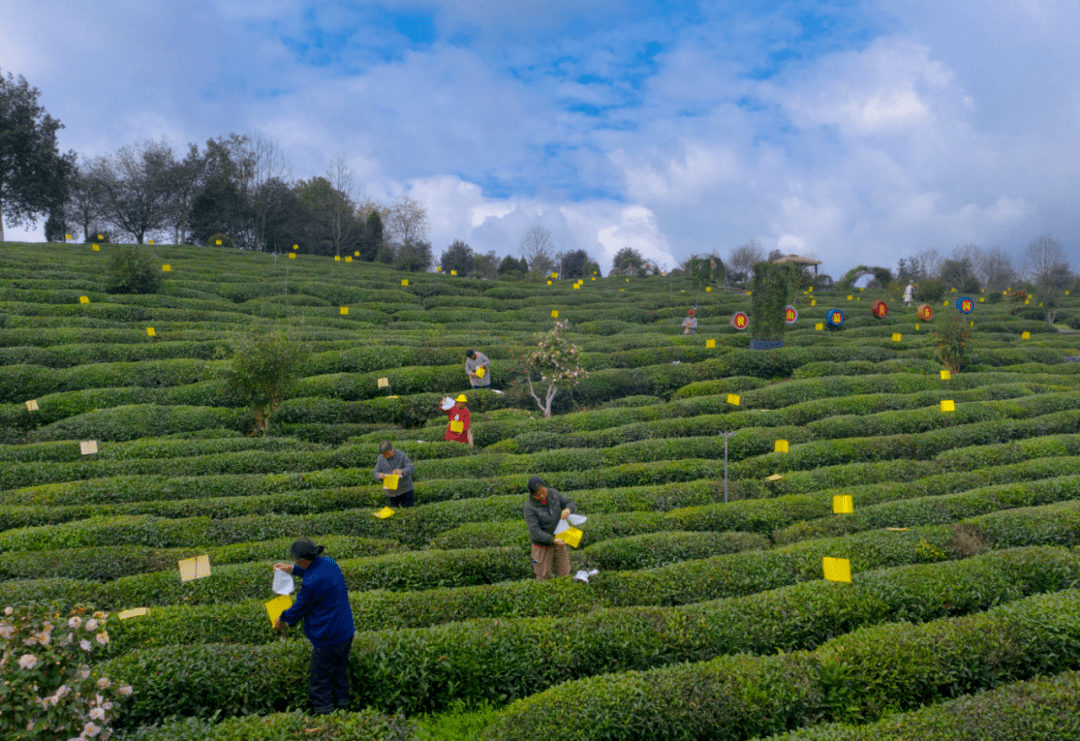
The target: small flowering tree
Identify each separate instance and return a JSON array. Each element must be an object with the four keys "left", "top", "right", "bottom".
[
  {"left": 519, "top": 320, "right": 587, "bottom": 418},
  {"left": 0, "top": 605, "right": 132, "bottom": 740}
]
